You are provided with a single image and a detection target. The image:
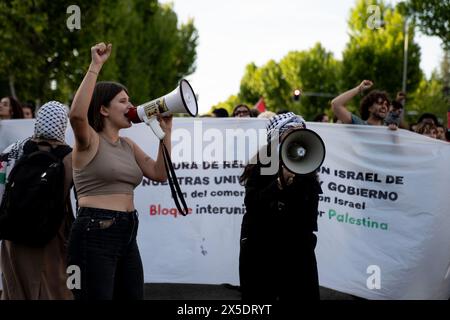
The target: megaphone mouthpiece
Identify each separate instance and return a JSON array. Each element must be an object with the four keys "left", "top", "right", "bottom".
[
  {"left": 125, "top": 79, "right": 198, "bottom": 125},
  {"left": 124, "top": 79, "right": 198, "bottom": 140},
  {"left": 125, "top": 107, "right": 140, "bottom": 123}
]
